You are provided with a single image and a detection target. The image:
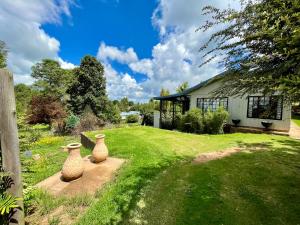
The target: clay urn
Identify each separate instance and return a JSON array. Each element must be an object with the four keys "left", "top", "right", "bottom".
[
  {"left": 92, "top": 134, "right": 108, "bottom": 163},
  {"left": 62, "top": 143, "right": 84, "bottom": 181}
]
